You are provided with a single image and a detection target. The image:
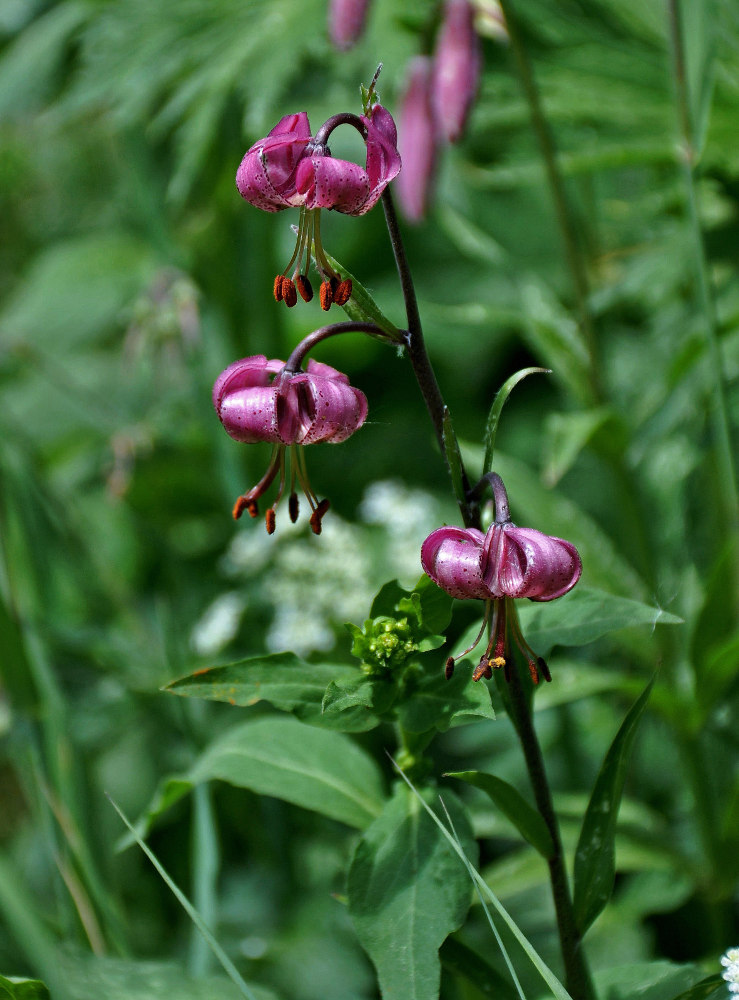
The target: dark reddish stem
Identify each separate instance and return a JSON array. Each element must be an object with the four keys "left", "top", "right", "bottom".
[
  {"left": 284, "top": 321, "right": 393, "bottom": 373},
  {"left": 313, "top": 113, "right": 368, "bottom": 147}
]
